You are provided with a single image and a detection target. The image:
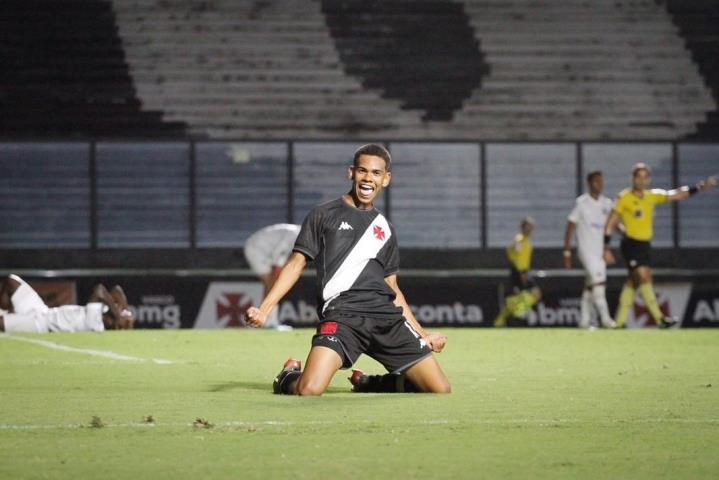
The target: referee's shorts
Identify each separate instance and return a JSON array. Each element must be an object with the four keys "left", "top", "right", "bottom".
[
  {"left": 509, "top": 267, "right": 537, "bottom": 292},
  {"left": 620, "top": 236, "right": 651, "bottom": 270}
]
